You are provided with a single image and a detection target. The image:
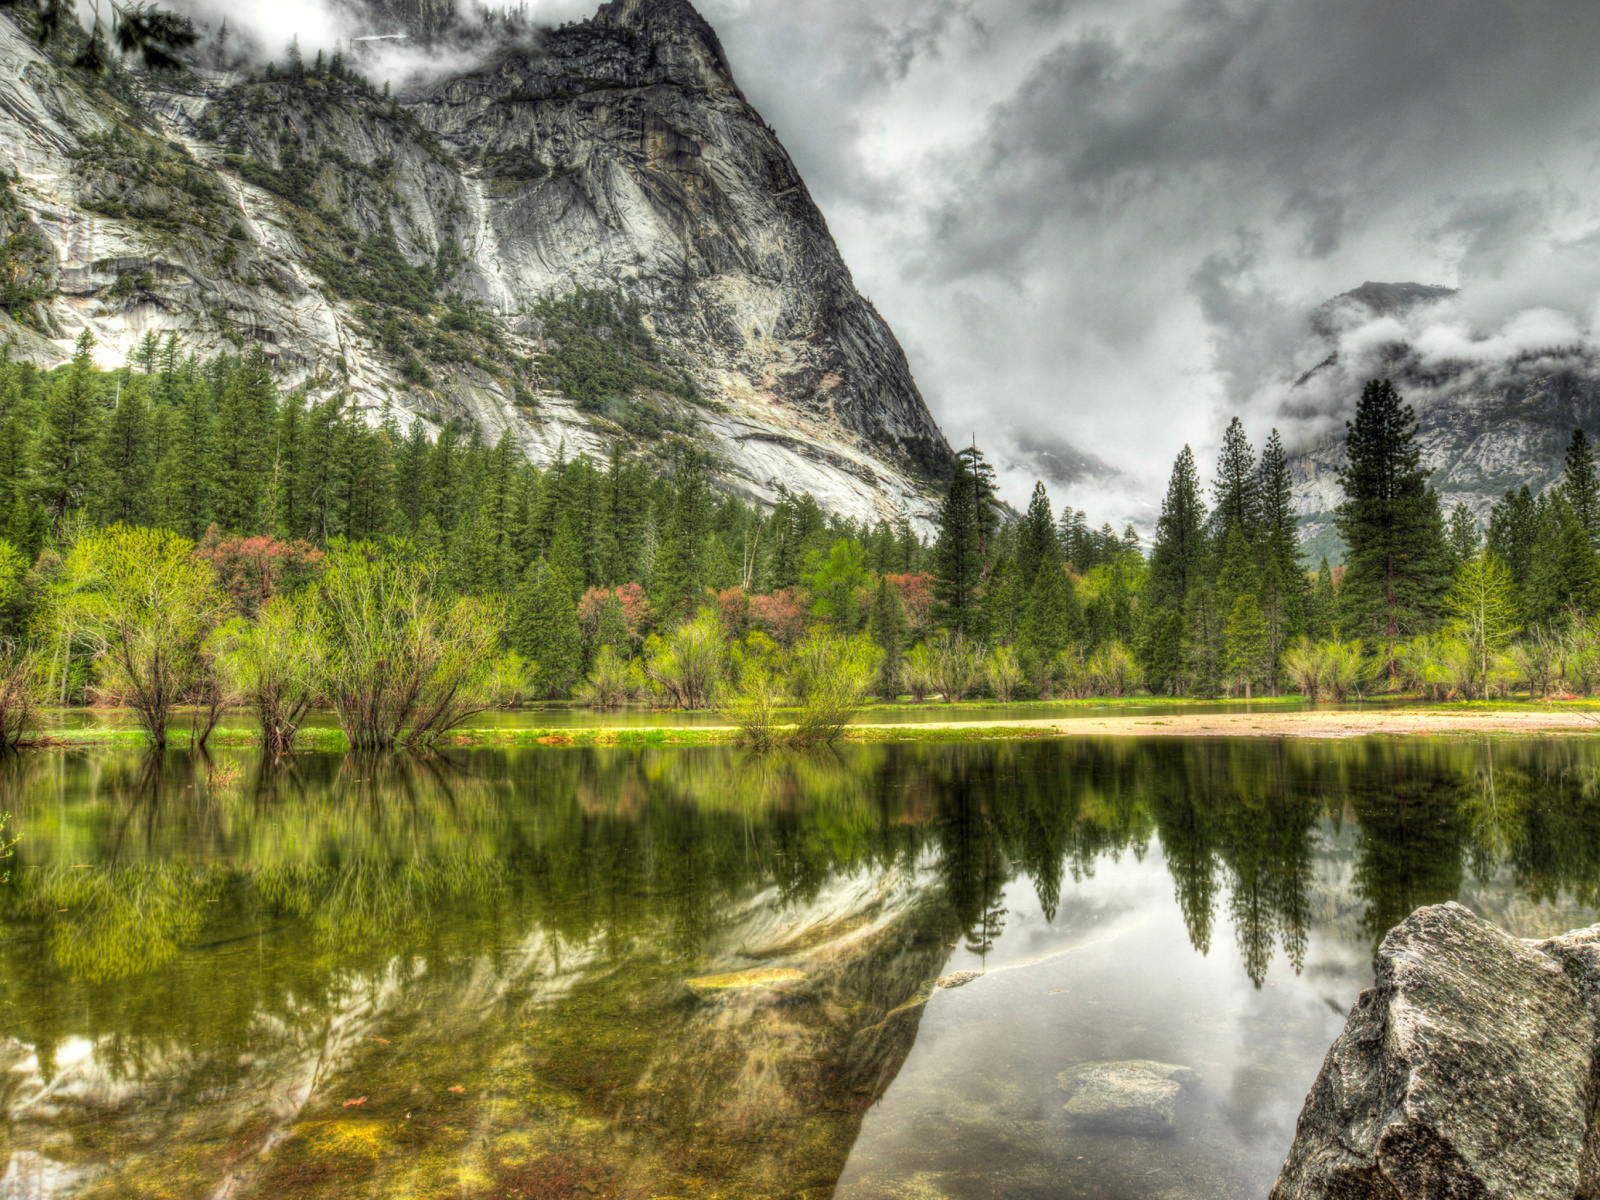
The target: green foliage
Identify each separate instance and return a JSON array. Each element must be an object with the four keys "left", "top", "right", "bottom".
[
  {"left": 511, "top": 560, "right": 581, "bottom": 699},
  {"left": 534, "top": 288, "right": 696, "bottom": 412},
  {"left": 791, "top": 632, "right": 880, "bottom": 744},
  {"left": 312, "top": 228, "right": 437, "bottom": 314},
  {"left": 1334, "top": 379, "right": 1450, "bottom": 667},
  {"left": 931, "top": 446, "right": 996, "bottom": 636}
]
